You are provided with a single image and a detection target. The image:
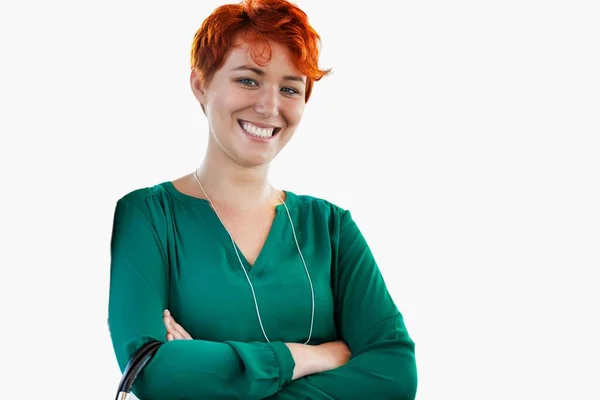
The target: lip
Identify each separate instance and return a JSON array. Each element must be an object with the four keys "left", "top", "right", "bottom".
[
  {"left": 238, "top": 120, "right": 281, "bottom": 141},
  {"left": 238, "top": 119, "right": 281, "bottom": 129}
]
